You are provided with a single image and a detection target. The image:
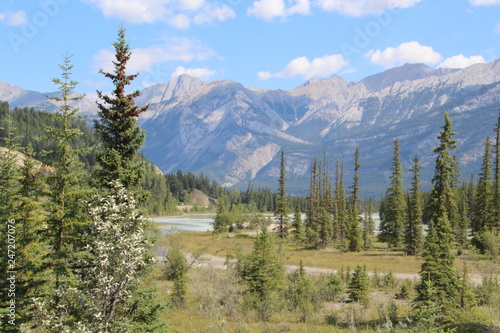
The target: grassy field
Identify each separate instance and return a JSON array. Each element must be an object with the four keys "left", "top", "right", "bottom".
[
  {"left": 153, "top": 229, "right": 500, "bottom": 333},
  {"left": 158, "top": 230, "right": 493, "bottom": 276}
]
